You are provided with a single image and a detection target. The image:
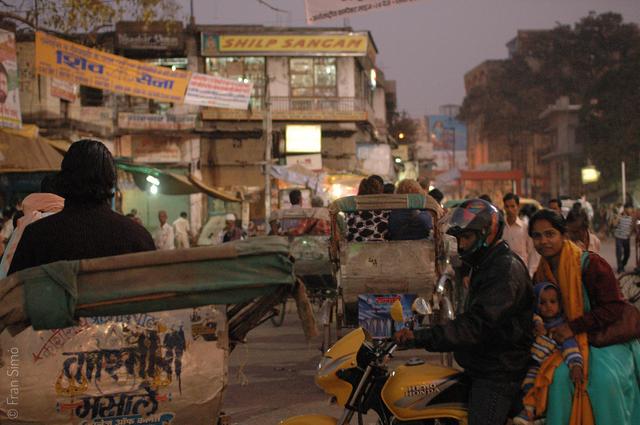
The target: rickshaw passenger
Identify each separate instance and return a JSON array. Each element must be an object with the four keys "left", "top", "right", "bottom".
[
  {"left": 388, "top": 179, "right": 432, "bottom": 240},
  {"left": 8, "top": 140, "right": 155, "bottom": 275},
  {"left": 287, "top": 197, "right": 330, "bottom": 236},
  {"left": 346, "top": 177, "right": 389, "bottom": 242},
  {"left": 276, "top": 189, "right": 304, "bottom": 235}
]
